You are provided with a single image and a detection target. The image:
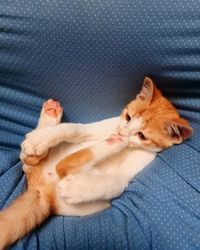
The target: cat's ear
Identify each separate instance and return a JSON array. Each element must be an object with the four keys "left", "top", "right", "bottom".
[
  {"left": 165, "top": 118, "right": 193, "bottom": 144},
  {"left": 137, "top": 77, "right": 154, "bottom": 103}
]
